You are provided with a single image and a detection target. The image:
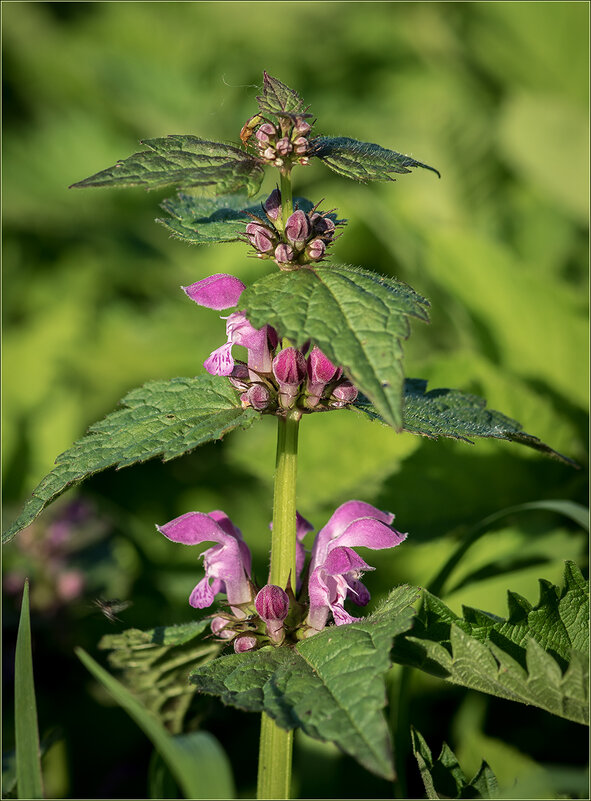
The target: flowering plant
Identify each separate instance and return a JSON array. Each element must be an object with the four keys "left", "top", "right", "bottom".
[{"left": 5, "top": 73, "right": 587, "bottom": 800}]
